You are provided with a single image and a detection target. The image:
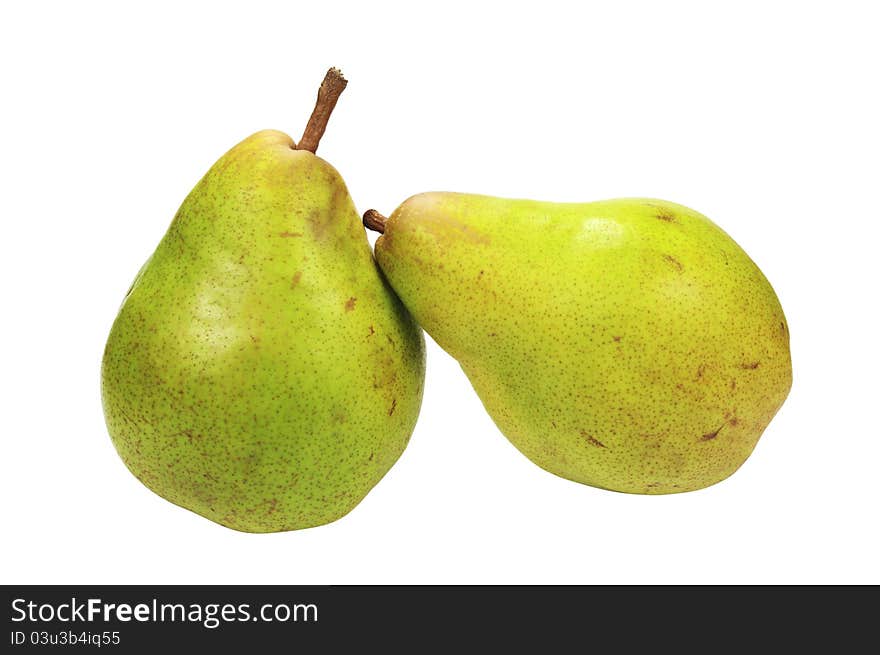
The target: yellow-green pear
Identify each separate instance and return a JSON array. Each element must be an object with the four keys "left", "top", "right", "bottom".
[
  {"left": 364, "top": 193, "right": 791, "bottom": 494},
  {"left": 101, "top": 70, "right": 425, "bottom": 532}
]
